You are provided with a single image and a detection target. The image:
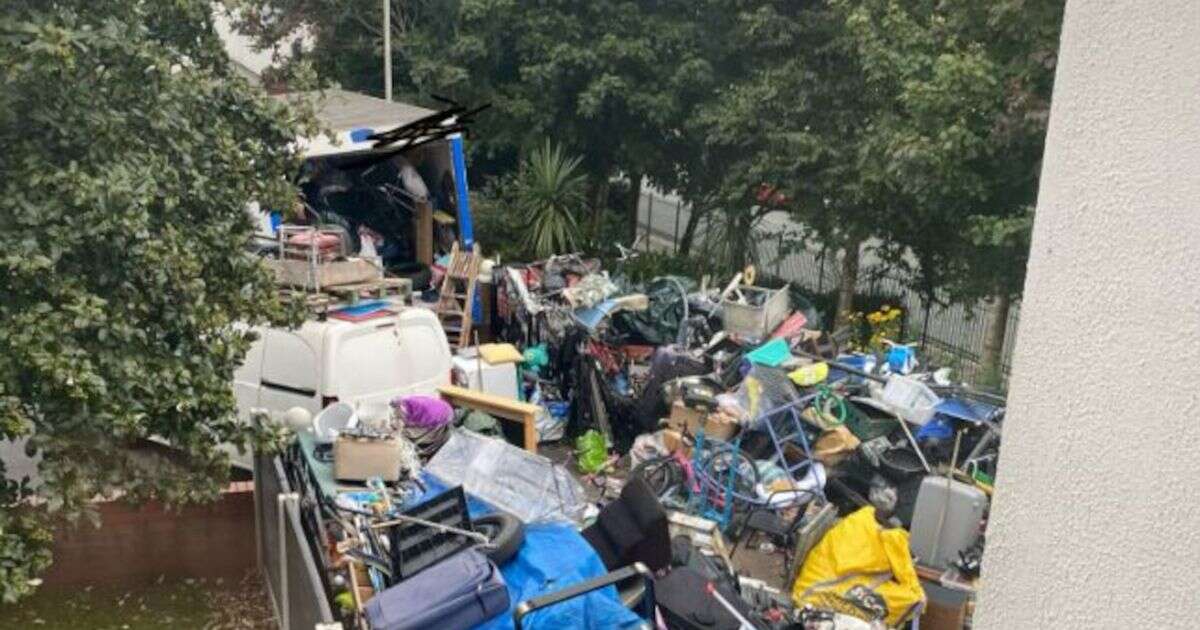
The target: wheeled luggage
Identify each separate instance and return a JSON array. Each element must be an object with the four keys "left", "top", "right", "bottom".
[{"left": 363, "top": 548, "right": 509, "bottom": 630}]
